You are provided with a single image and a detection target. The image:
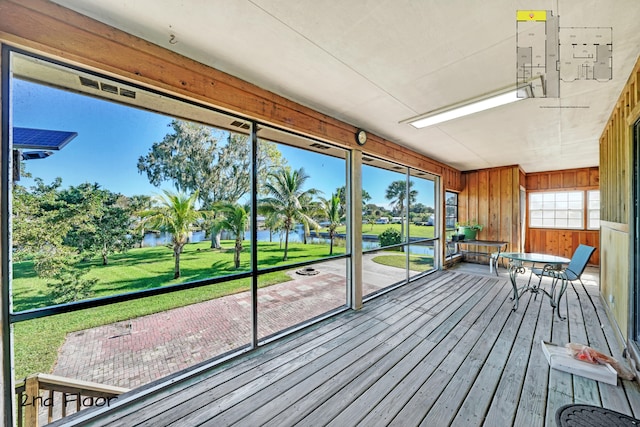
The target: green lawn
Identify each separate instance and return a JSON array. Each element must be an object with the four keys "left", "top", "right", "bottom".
[
  {"left": 12, "top": 240, "right": 344, "bottom": 311},
  {"left": 12, "top": 239, "right": 344, "bottom": 379},
  {"left": 372, "top": 253, "right": 434, "bottom": 271}
]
